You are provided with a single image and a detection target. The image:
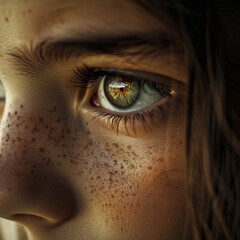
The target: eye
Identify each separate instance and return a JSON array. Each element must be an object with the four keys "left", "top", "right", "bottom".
[
  {"left": 72, "top": 66, "right": 185, "bottom": 135},
  {"left": 95, "top": 74, "right": 174, "bottom": 113}
]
